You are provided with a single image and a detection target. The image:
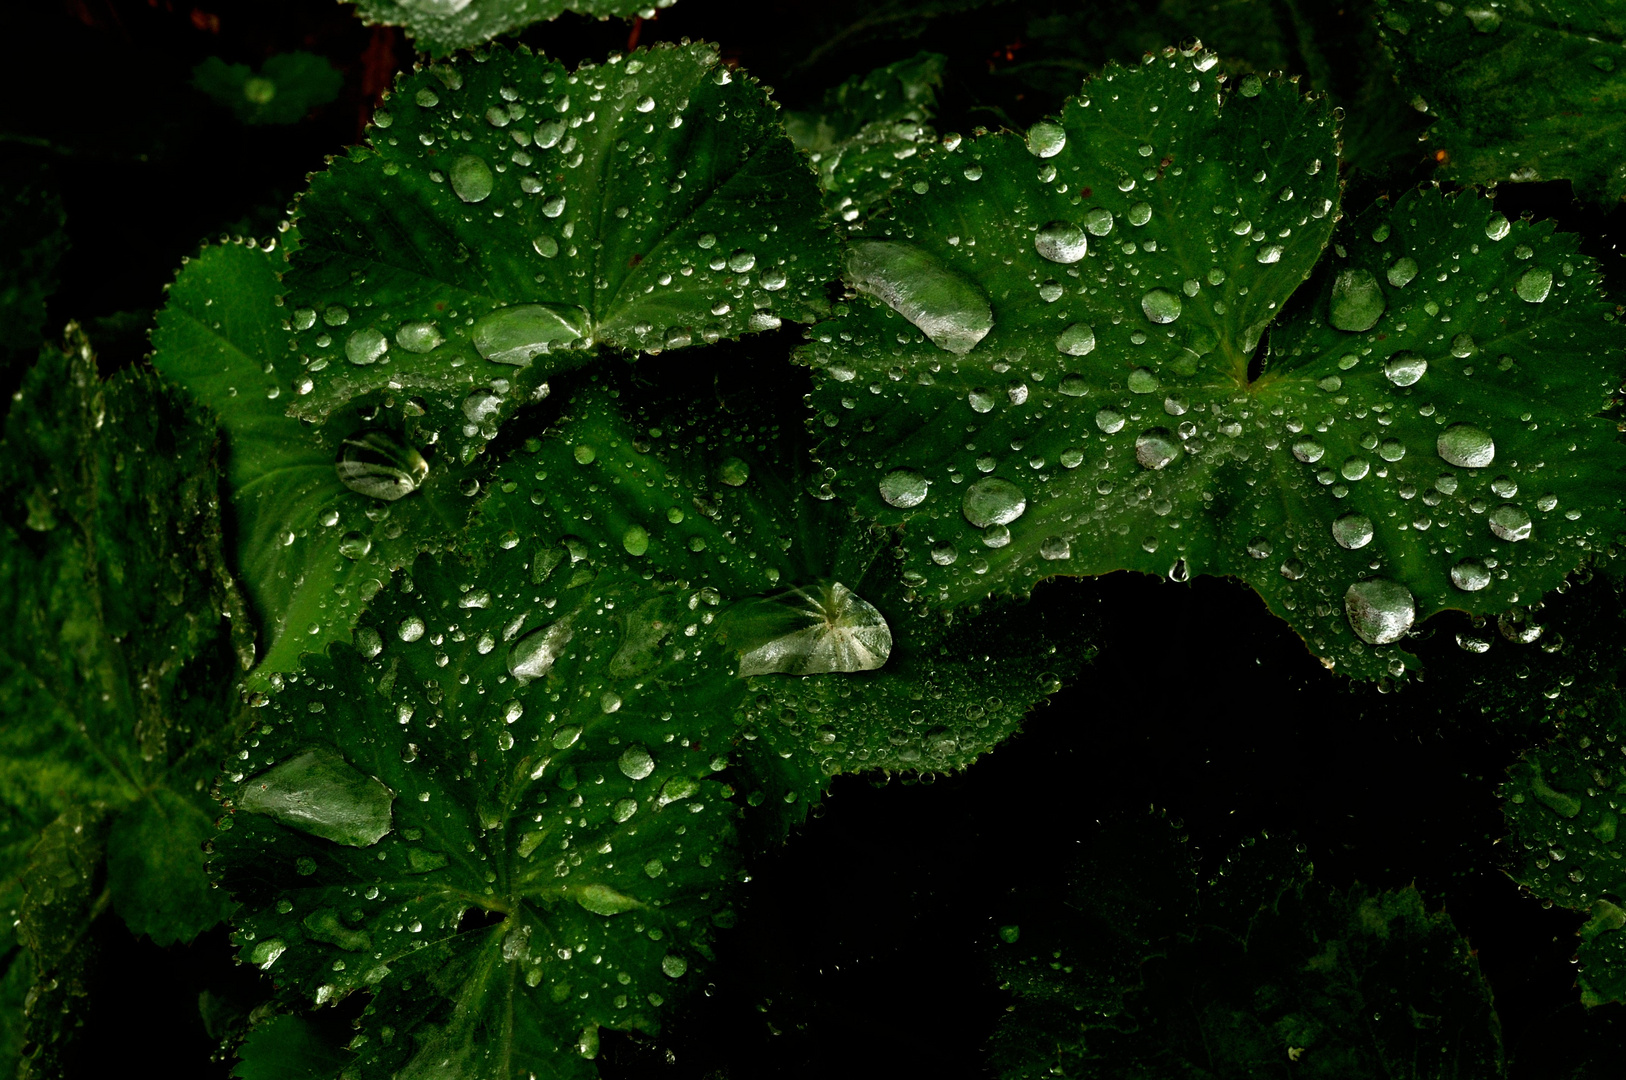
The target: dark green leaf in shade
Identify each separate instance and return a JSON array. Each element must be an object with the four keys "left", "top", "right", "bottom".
[
  {"left": 1378, "top": 0, "right": 1626, "bottom": 202},
  {"left": 0, "top": 329, "right": 245, "bottom": 950},
  {"left": 17, "top": 807, "right": 110, "bottom": 1080},
  {"left": 0, "top": 946, "right": 31, "bottom": 1080},
  {"left": 342, "top": 0, "right": 672, "bottom": 58},
  {"left": 785, "top": 52, "right": 946, "bottom": 225},
  {"left": 211, "top": 553, "right": 743, "bottom": 1080},
  {"left": 802, "top": 46, "right": 1626, "bottom": 679},
  {"left": 992, "top": 823, "right": 1505, "bottom": 1079},
  {"left": 1503, "top": 695, "right": 1626, "bottom": 1006},
  {"left": 282, "top": 43, "right": 838, "bottom": 426},
  {"left": 0, "top": 162, "right": 66, "bottom": 383},
  {"left": 233, "top": 1014, "right": 351, "bottom": 1080},
  {"left": 192, "top": 53, "right": 345, "bottom": 126},
  {"left": 151, "top": 242, "right": 482, "bottom": 679}
]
